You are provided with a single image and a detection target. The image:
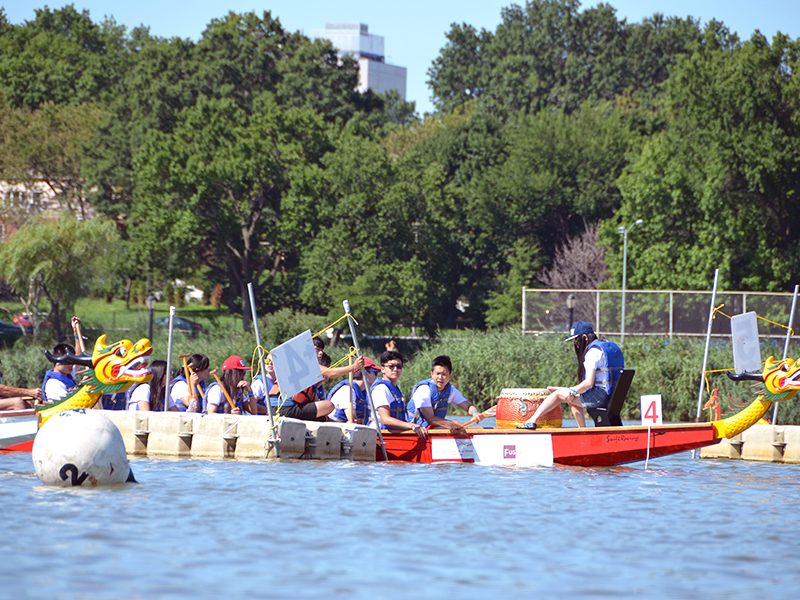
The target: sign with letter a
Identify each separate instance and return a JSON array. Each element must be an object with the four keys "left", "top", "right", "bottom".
[
  {"left": 731, "top": 312, "right": 761, "bottom": 374},
  {"left": 270, "top": 330, "right": 322, "bottom": 399}
]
